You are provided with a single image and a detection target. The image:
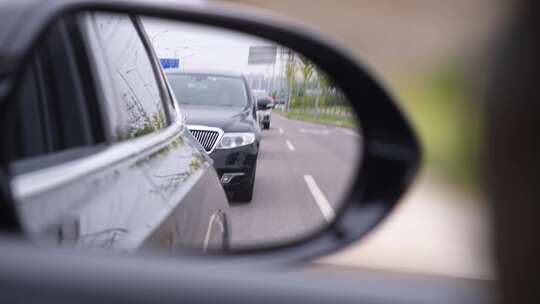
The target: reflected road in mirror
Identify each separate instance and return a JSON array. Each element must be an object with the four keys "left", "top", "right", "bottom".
[{"left": 229, "top": 114, "right": 360, "bottom": 247}]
